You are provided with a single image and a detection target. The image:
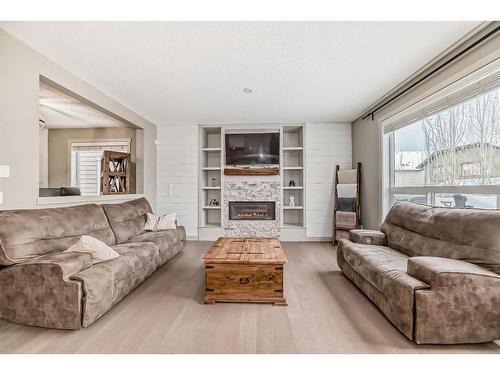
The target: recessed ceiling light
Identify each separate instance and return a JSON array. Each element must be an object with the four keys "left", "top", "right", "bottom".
[{"left": 243, "top": 88, "right": 252, "bottom": 94}]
